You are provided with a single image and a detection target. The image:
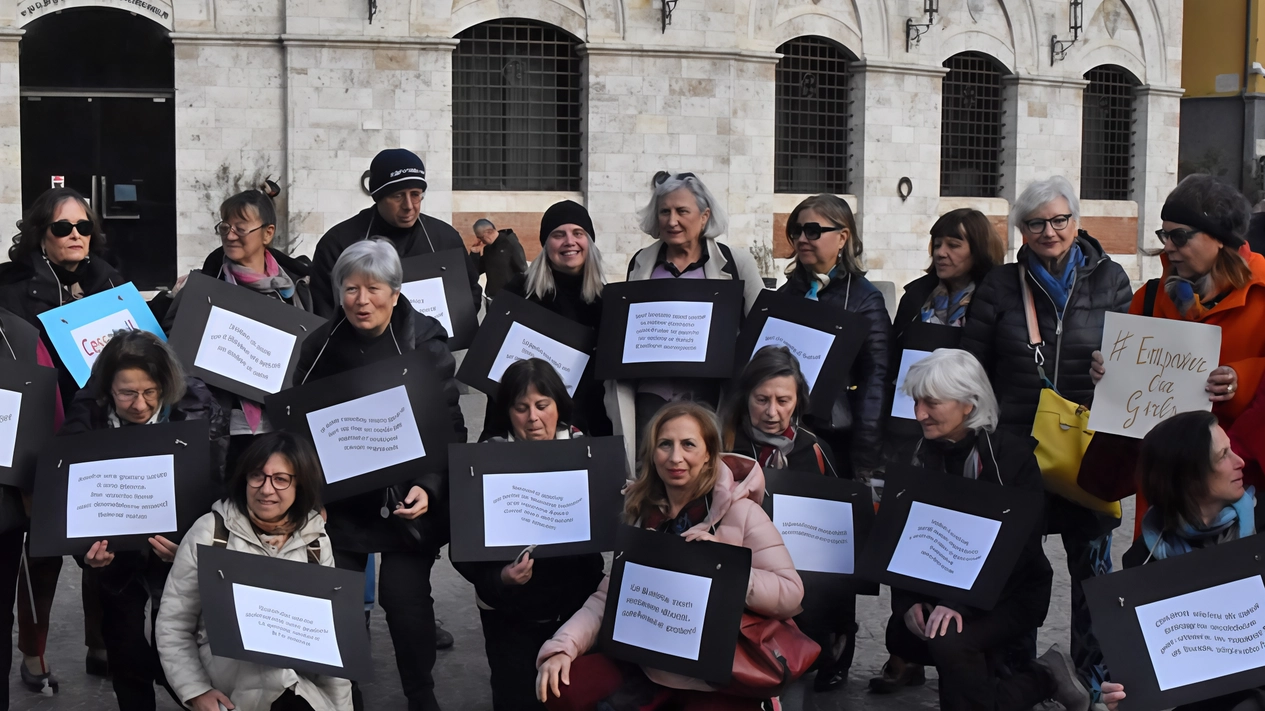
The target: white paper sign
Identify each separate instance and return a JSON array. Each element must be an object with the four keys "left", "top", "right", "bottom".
[
  {"left": 482, "top": 469, "right": 591, "bottom": 547},
  {"left": 488, "top": 322, "right": 589, "bottom": 397},
  {"left": 751, "top": 318, "right": 836, "bottom": 390},
  {"left": 65, "top": 454, "right": 178, "bottom": 538},
  {"left": 622, "top": 301, "right": 713, "bottom": 364},
  {"left": 1089, "top": 313, "right": 1222, "bottom": 439},
  {"left": 194, "top": 306, "right": 296, "bottom": 395},
  {"left": 773, "top": 494, "right": 855, "bottom": 575},
  {"left": 305, "top": 386, "right": 426, "bottom": 484},
  {"left": 612, "top": 562, "right": 711, "bottom": 661},
  {"left": 233, "top": 583, "right": 344, "bottom": 668},
  {"left": 1136, "top": 576, "right": 1265, "bottom": 691},
  {"left": 886, "top": 501, "right": 1001, "bottom": 590},
  {"left": 69, "top": 309, "right": 140, "bottom": 371},
  {"left": 0, "top": 389, "right": 21, "bottom": 468},
  {"left": 891, "top": 349, "right": 933, "bottom": 420},
  {"left": 400, "top": 277, "right": 455, "bottom": 341}
]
